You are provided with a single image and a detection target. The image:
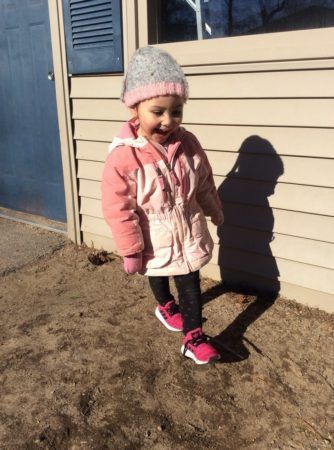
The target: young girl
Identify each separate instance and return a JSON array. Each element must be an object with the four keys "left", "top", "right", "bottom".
[{"left": 102, "top": 47, "right": 224, "bottom": 365}]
